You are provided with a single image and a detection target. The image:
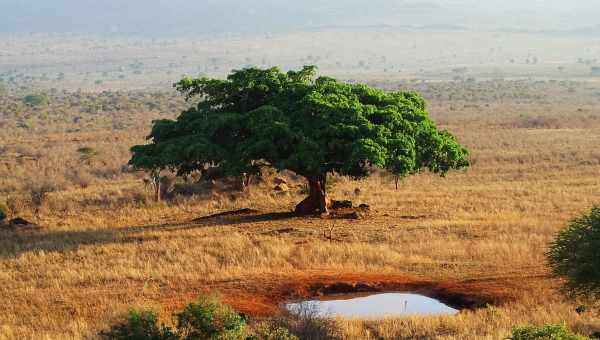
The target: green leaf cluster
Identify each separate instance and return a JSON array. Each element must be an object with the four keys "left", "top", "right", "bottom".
[
  {"left": 509, "top": 324, "right": 590, "bottom": 340},
  {"left": 176, "top": 295, "right": 248, "bottom": 340},
  {"left": 99, "top": 310, "right": 178, "bottom": 340}
]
